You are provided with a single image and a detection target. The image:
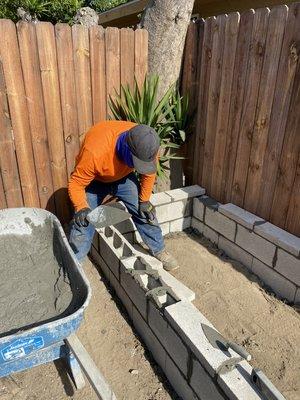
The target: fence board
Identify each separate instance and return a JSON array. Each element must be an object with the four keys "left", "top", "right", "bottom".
[
  {"left": 210, "top": 12, "right": 239, "bottom": 200},
  {"left": 120, "top": 28, "right": 135, "bottom": 89},
  {"left": 270, "top": 54, "right": 300, "bottom": 229},
  {"left": 72, "top": 25, "right": 93, "bottom": 143},
  {"left": 56, "top": 23, "right": 80, "bottom": 177},
  {"left": 134, "top": 29, "right": 148, "bottom": 88},
  {"left": 201, "top": 14, "right": 226, "bottom": 193},
  {"left": 222, "top": 10, "right": 255, "bottom": 203},
  {"left": 36, "top": 22, "right": 69, "bottom": 222},
  {"left": 193, "top": 17, "right": 214, "bottom": 185},
  {"left": 181, "top": 20, "right": 204, "bottom": 186},
  {"left": 231, "top": 8, "right": 269, "bottom": 206},
  {"left": 105, "top": 27, "right": 121, "bottom": 111},
  {"left": 0, "top": 61, "right": 23, "bottom": 207},
  {"left": 257, "top": 2, "right": 300, "bottom": 218},
  {"left": 0, "top": 171, "right": 7, "bottom": 209},
  {"left": 0, "top": 19, "right": 39, "bottom": 207},
  {"left": 17, "top": 22, "right": 54, "bottom": 211},
  {"left": 244, "top": 5, "right": 288, "bottom": 213},
  {"left": 90, "top": 25, "right": 107, "bottom": 123},
  {"left": 285, "top": 153, "right": 300, "bottom": 236}
]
